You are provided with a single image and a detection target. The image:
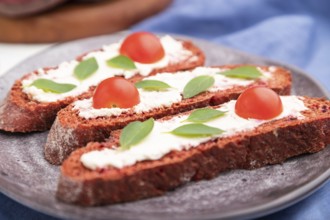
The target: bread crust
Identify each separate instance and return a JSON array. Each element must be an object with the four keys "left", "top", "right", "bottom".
[
  {"left": 0, "top": 40, "right": 204, "bottom": 132},
  {"left": 57, "top": 97, "right": 330, "bottom": 206},
  {"left": 44, "top": 65, "right": 291, "bottom": 165}
]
